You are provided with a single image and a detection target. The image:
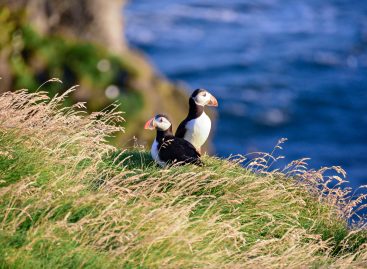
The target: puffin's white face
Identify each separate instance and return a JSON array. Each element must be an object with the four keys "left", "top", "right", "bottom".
[
  {"left": 154, "top": 115, "right": 171, "bottom": 131},
  {"left": 144, "top": 115, "right": 172, "bottom": 131},
  {"left": 193, "top": 90, "right": 218, "bottom": 107}
]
